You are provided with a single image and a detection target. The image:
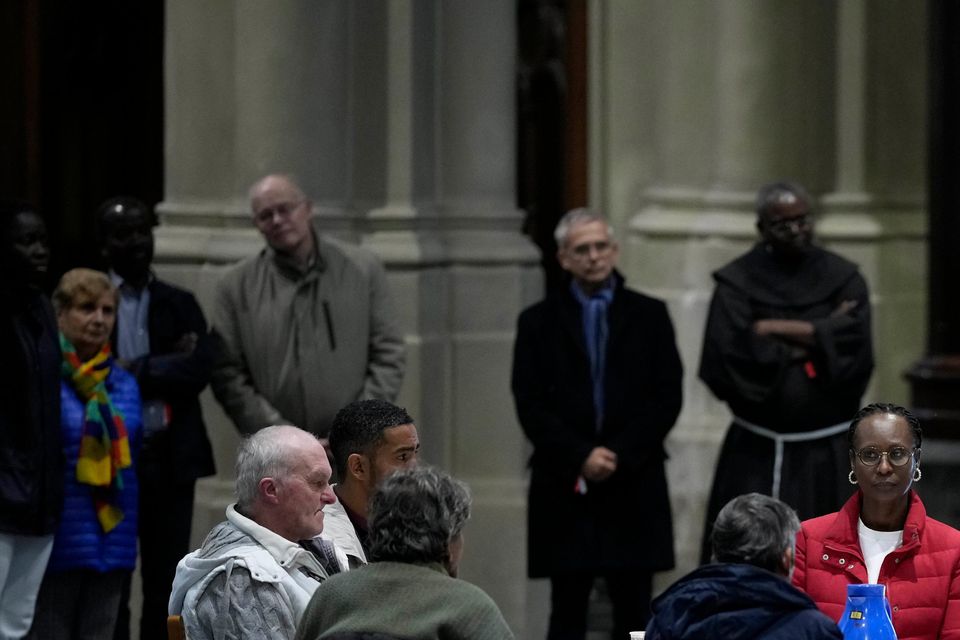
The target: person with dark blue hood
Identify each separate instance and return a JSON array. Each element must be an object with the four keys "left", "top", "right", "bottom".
[{"left": 645, "top": 493, "right": 841, "bottom": 640}]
